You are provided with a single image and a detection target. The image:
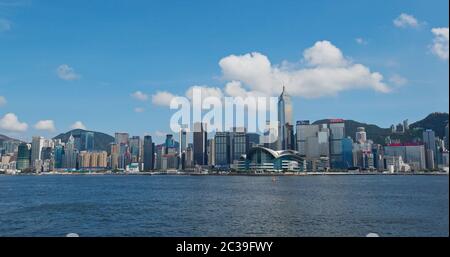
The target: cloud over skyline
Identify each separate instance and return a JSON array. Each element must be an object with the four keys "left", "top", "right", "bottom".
[
  {"left": 0, "top": 113, "right": 28, "bottom": 132},
  {"left": 34, "top": 120, "right": 56, "bottom": 132}
]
